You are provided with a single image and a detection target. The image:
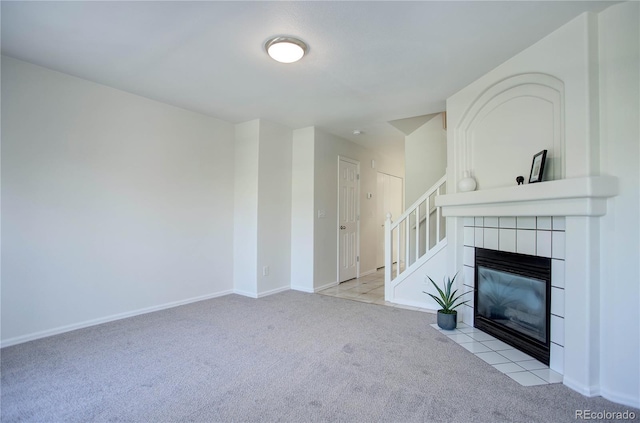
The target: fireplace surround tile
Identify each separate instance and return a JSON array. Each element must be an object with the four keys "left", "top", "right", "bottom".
[
  {"left": 531, "top": 368, "right": 563, "bottom": 384},
  {"left": 463, "top": 246, "right": 475, "bottom": 267},
  {"left": 551, "top": 315, "right": 565, "bottom": 346},
  {"left": 499, "top": 217, "right": 516, "bottom": 228},
  {"left": 552, "top": 231, "right": 566, "bottom": 259},
  {"left": 550, "top": 343, "right": 564, "bottom": 374},
  {"left": 447, "top": 333, "right": 476, "bottom": 343},
  {"left": 537, "top": 230, "right": 552, "bottom": 258},
  {"left": 499, "top": 228, "right": 516, "bottom": 252},
  {"left": 429, "top": 324, "right": 562, "bottom": 386},
  {"left": 464, "top": 227, "right": 474, "bottom": 246},
  {"left": 493, "top": 362, "right": 526, "bottom": 374},
  {"left": 474, "top": 227, "right": 484, "bottom": 247},
  {"left": 517, "top": 216, "right": 536, "bottom": 229},
  {"left": 484, "top": 217, "right": 499, "bottom": 228},
  {"left": 468, "top": 331, "right": 497, "bottom": 342},
  {"left": 499, "top": 348, "right": 536, "bottom": 362},
  {"left": 482, "top": 339, "right": 513, "bottom": 351},
  {"left": 460, "top": 341, "right": 493, "bottom": 354},
  {"left": 463, "top": 265, "right": 474, "bottom": 288},
  {"left": 507, "top": 371, "right": 548, "bottom": 386},
  {"left": 476, "top": 351, "right": 512, "bottom": 365},
  {"left": 516, "top": 229, "right": 536, "bottom": 255},
  {"left": 463, "top": 285, "right": 474, "bottom": 308},
  {"left": 552, "top": 216, "right": 566, "bottom": 231},
  {"left": 551, "top": 287, "right": 565, "bottom": 317},
  {"left": 518, "top": 359, "right": 549, "bottom": 371},
  {"left": 551, "top": 259, "right": 565, "bottom": 288},
  {"left": 537, "top": 217, "right": 552, "bottom": 230},
  {"left": 484, "top": 228, "right": 499, "bottom": 250}
]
